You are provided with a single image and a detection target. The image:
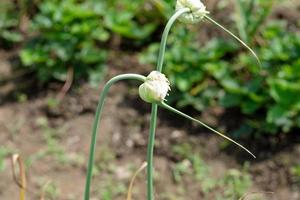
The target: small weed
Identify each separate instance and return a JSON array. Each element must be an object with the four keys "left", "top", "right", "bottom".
[
  {"left": 172, "top": 143, "right": 208, "bottom": 182},
  {"left": 97, "top": 179, "right": 127, "bottom": 200},
  {"left": 171, "top": 143, "right": 253, "bottom": 198},
  {"left": 0, "top": 147, "right": 13, "bottom": 171},
  {"left": 93, "top": 146, "right": 116, "bottom": 176},
  {"left": 291, "top": 164, "right": 300, "bottom": 184},
  {"left": 159, "top": 192, "right": 185, "bottom": 200},
  {"left": 172, "top": 159, "right": 191, "bottom": 183},
  {"left": 46, "top": 98, "right": 60, "bottom": 109},
  {"left": 5, "top": 117, "right": 25, "bottom": 140},
  {"left": 26, "top": 117, "right": 83, "bottom": 167},
  {"left": 218, "top": 168, "right": 252, "bottom": 200},
  {"left": 16, "top": 93, "right": 28, "bottom": 103},
  {"left": 172, "top": 142, "right": 194, "bottom": 159},
  {"left": 42, "top": 181, "right": 60, "bottom": 200}
]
